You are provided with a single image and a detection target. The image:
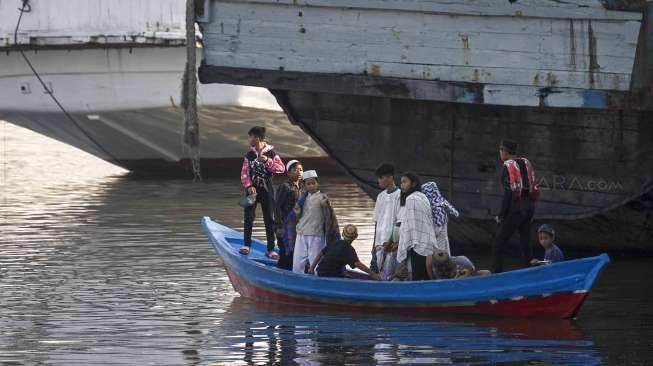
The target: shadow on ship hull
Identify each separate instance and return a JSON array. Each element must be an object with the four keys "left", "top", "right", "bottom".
[
  {"left": 1, "top": 105, "right": 341, "bottom": 177},
  {"left": 269, "top": 89, "right": 653, "bottom": 251}
]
